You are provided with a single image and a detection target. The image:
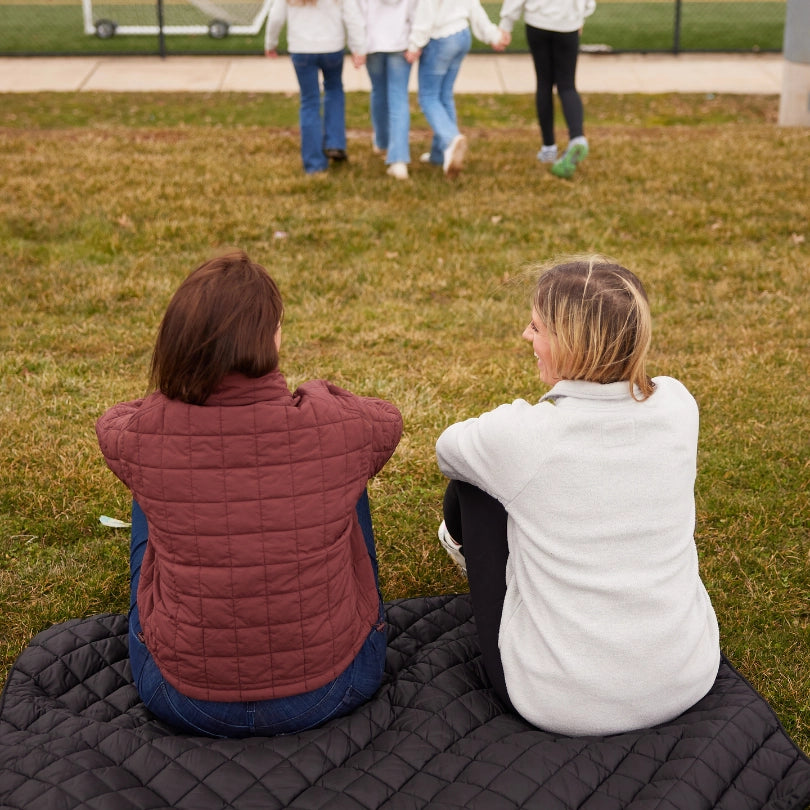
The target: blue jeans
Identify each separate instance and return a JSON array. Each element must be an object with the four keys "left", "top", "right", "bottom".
[
  {"left": 417, "top": 28, "right": 471, "bottom": 164},
  {"left": 366, "top": 51, "right": 412, "bottom": 165},
  {"left": 128, "top": 493, "right": 386, "bottom": 737},
  {"left": 291, "top": 50, "right": 346, "bottom": 173}
]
